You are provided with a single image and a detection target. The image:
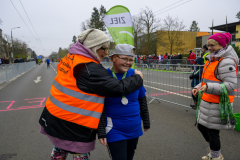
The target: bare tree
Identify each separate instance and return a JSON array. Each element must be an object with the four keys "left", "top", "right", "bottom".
[
  {"left": 139, "top": 6, "right": 161, "bottom": 55},
  {"left": 133, "top": 15, "right": 143, "bottom": 55},
  {"left": 0, "top": 18, "right": 3, "bottom": 25},
  {"left": 158, "top": 15, "right": 185, "bottom": 54}
]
